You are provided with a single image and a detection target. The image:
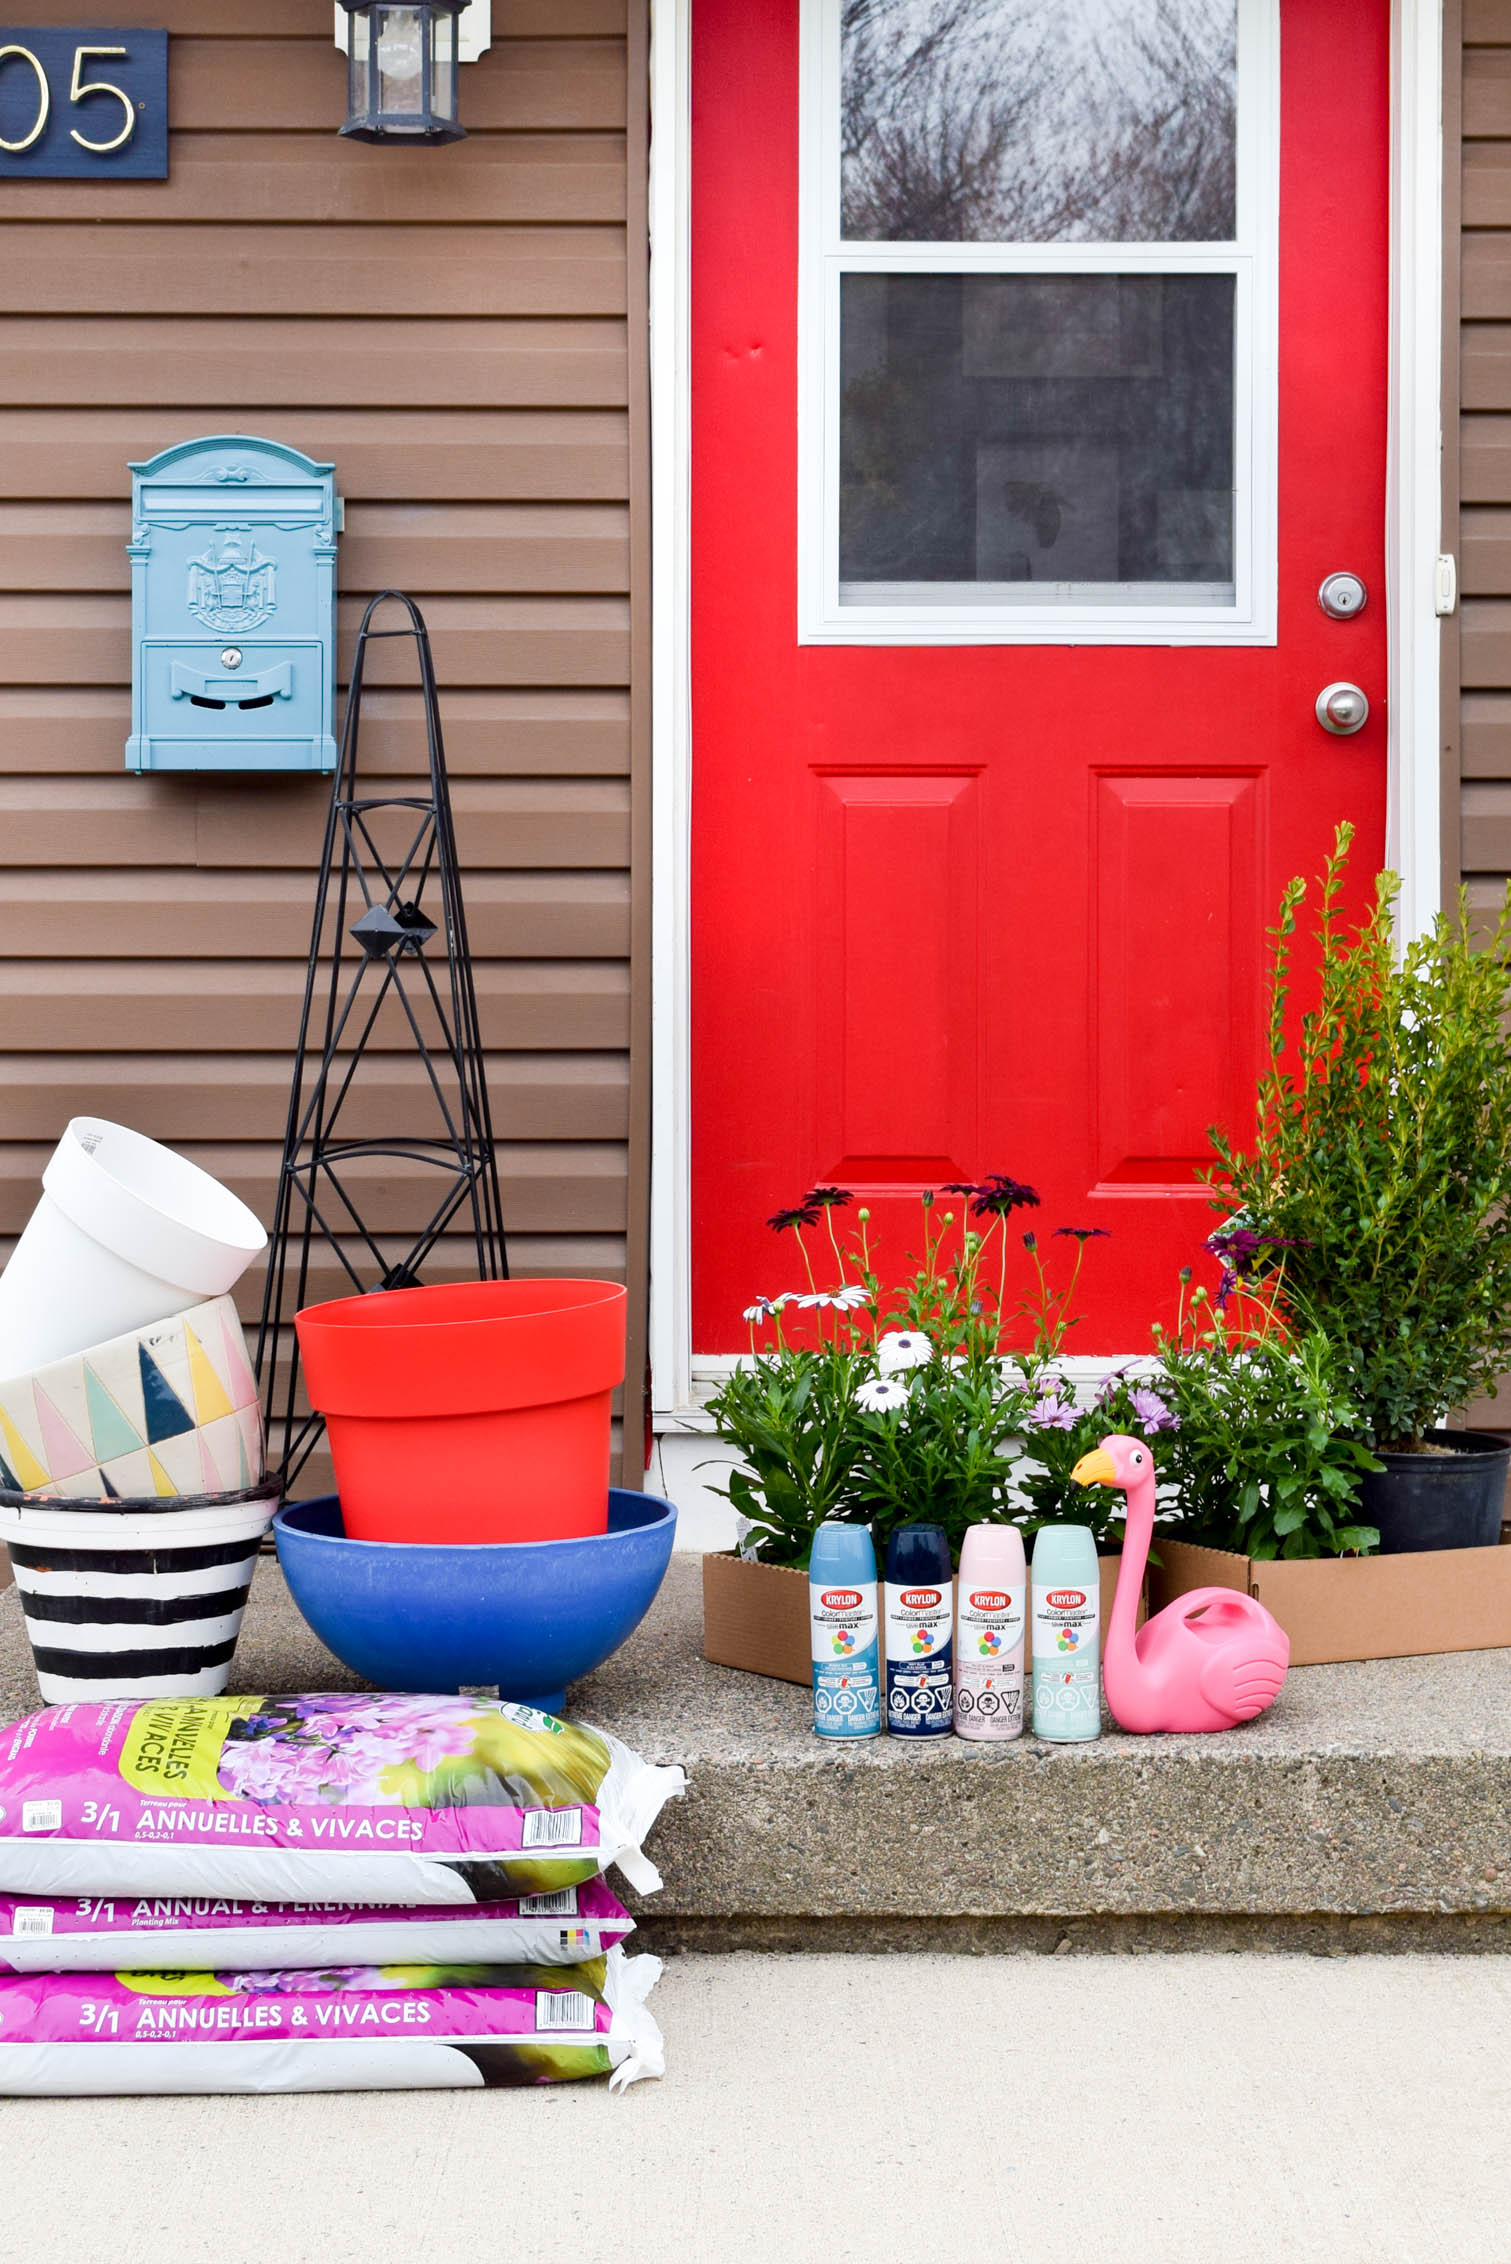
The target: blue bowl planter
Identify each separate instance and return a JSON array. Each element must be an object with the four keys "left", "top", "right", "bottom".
[{"left": 274, "top": 1487, "right": 678, "bottom": 1715}]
